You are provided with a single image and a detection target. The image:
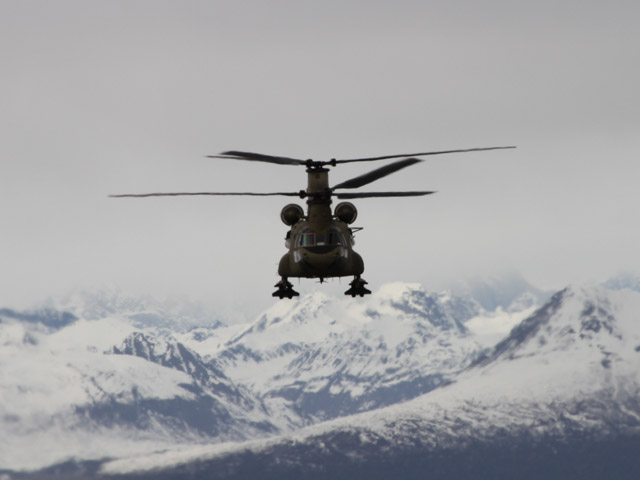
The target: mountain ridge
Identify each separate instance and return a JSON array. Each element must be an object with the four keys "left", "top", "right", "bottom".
[
  {"left": 99, "top": 284, "right": 640, "bottom": 479},
  {"left": 3, "top": 278, "right": 640, "bottom": 476}
]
